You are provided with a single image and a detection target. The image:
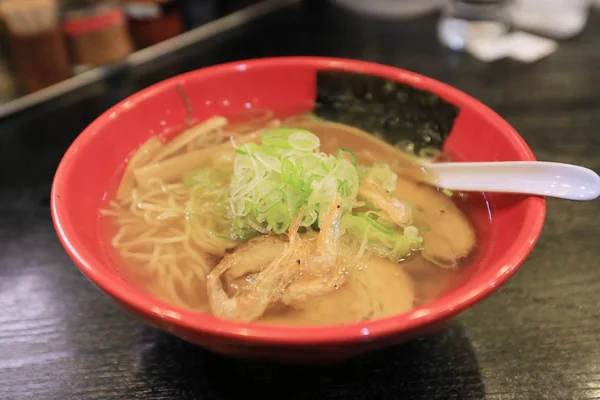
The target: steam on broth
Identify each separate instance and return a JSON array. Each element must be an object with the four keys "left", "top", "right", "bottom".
[{"left": 101, "top": 111, "right": 478, "bottom": 325}]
